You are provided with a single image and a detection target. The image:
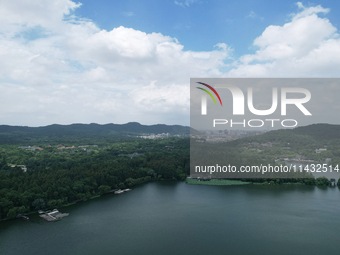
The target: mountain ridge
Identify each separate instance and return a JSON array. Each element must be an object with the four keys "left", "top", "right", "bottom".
[{"left": 0, "top": 122, "right": 190, "bottom": 144}]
